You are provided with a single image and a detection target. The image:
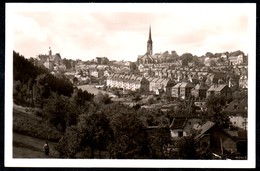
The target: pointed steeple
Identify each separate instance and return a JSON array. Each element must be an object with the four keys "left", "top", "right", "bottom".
[
  {"left": 147, "top": 25, "right": 153, "bottom": 56},
  {"left": 148, "top": 25, "right": 152, "bottom": 43}
]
